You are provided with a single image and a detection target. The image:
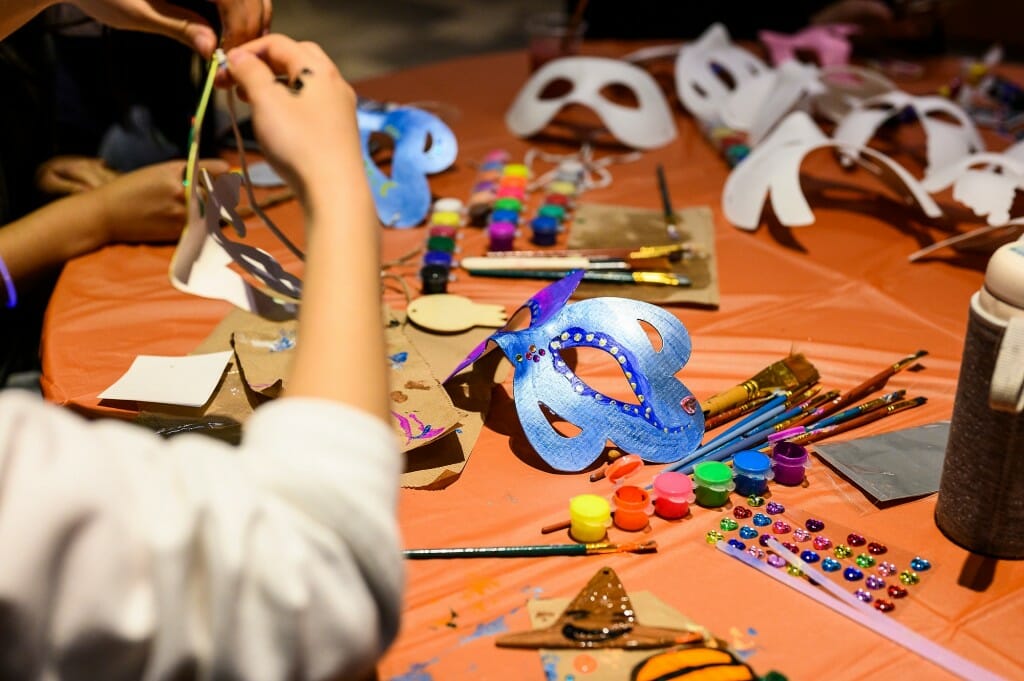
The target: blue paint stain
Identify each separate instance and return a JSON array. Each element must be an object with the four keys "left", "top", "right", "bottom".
[
  {"left": 388, "top": 659, "right": 438, "bottom": 681},
  {"left": 458, "top": 615, "right": 508, "bottom": 644},
  {"left": 389, "top": 352, "right": 409, "bottom": 369},
  {"left": 541, "top": 654, "right": 560, "bottom": 681},
  {"left": 270, "top": 330, "right": 296, "bottom": 352}
]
